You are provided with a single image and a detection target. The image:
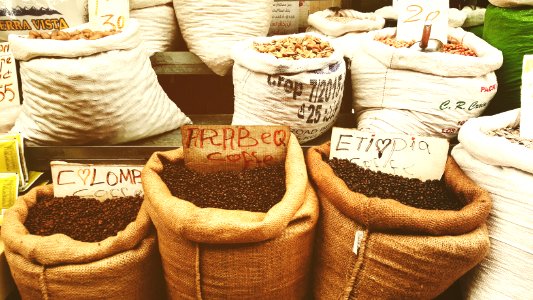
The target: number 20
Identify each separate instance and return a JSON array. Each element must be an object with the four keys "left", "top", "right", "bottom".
[{"left": 403, "top": 5, "right": 440, "bottom": 23}]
